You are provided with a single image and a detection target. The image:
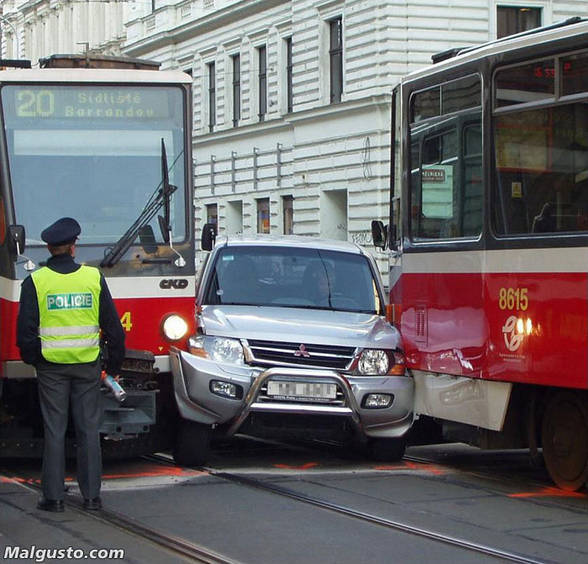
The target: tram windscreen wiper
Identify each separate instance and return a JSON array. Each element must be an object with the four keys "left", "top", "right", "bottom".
[{"left": 101, "top": 139, "right": 178, "bottom": 268}]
